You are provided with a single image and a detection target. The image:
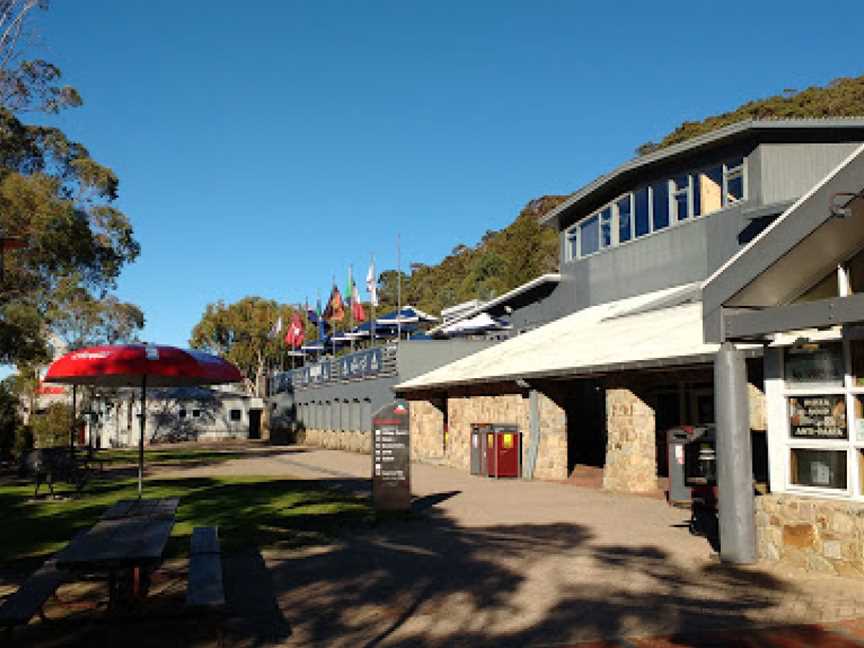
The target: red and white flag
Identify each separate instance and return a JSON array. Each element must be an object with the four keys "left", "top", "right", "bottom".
[{"left": 284, "top": 312, "right": 305, "bottom": 349}]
